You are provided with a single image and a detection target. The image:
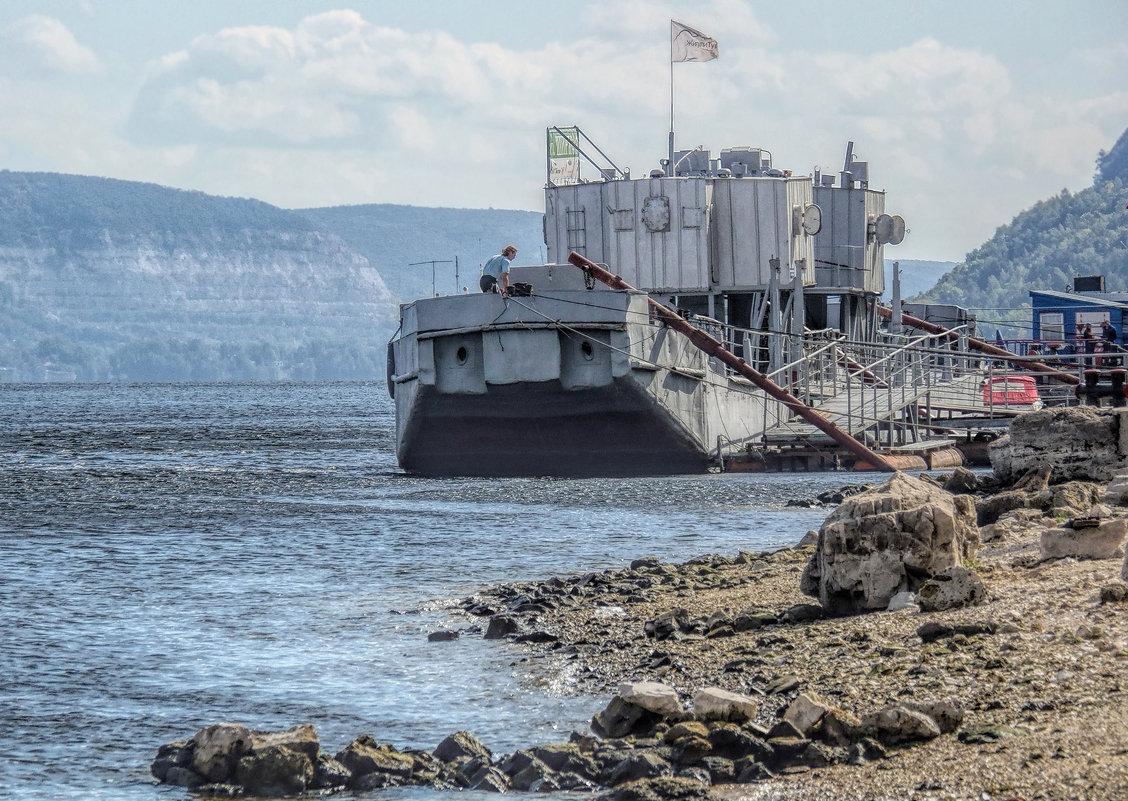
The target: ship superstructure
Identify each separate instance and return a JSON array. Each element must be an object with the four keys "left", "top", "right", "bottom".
[{"left": 386, "top": 129, "right": 1022, "bottom": 476}]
